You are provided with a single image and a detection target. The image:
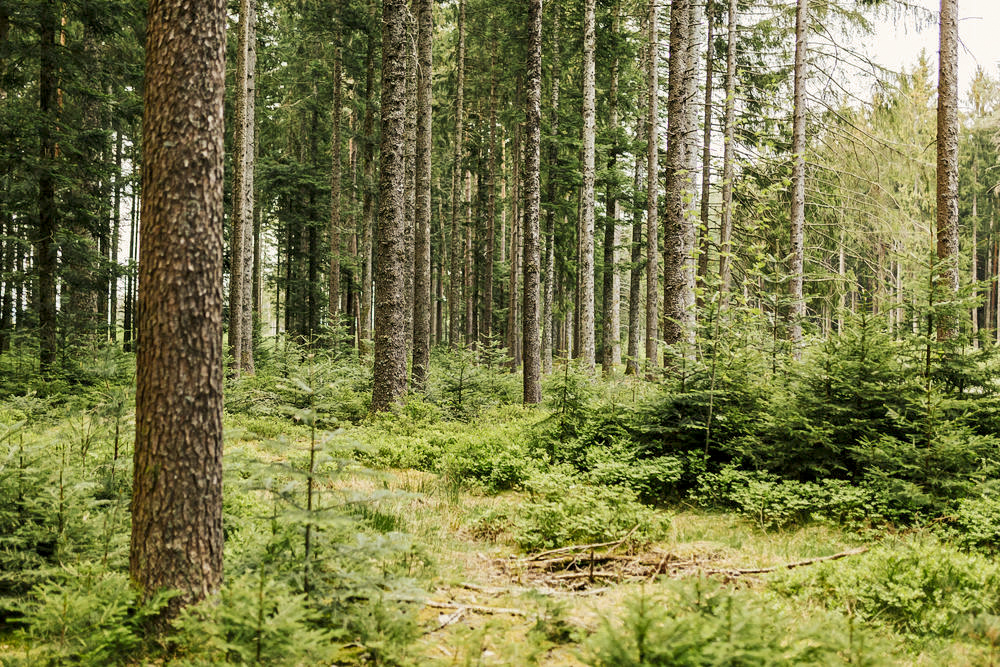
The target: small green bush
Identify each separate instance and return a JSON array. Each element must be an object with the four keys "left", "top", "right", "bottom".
[
  {"left": 774, "top": 536, "right": 1000, "bottom": 641},
  {"left": 513, "top": 469, "right": 666, "bottom": 551},
  {"left": 584, "top": 580, "right": 891, "bottom": 666}
]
